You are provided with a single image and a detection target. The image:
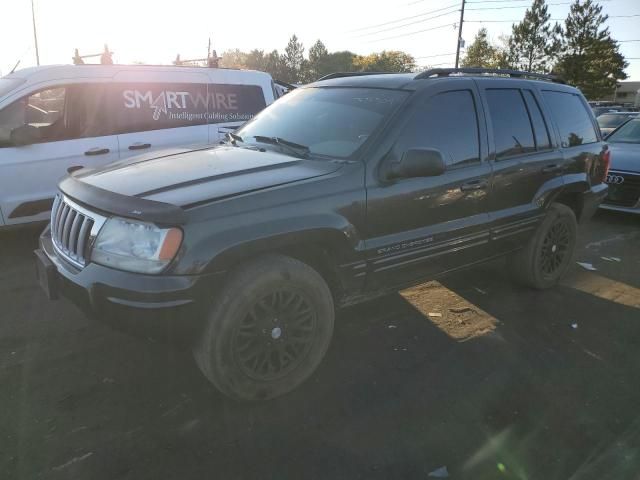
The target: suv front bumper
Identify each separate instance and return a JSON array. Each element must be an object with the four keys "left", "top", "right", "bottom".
[{"left": 35, "top": 226, "right": 222, "bottom": 340}]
